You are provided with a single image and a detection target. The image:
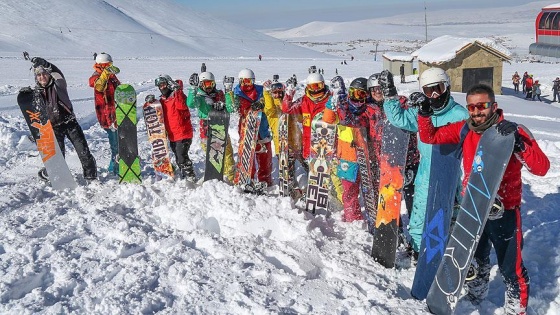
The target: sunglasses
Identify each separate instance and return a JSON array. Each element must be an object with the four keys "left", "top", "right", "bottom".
[
  {"left": 422, "top": 82, "right": 447, "bottom": 99},
  {"left": 370, "top": 86, "right": 382, "bottom": 93},
  {"left": 466, "top": 102, "right": 495, "bottom": 112},
  {"left": 307, "top": 82, "right": 325, "bottom": 93},
  {"left": 201, "top": 80, "right": 215, "bottom": 89},
  {"left": 349, "top": 87, "right": 368, "bottom": 101},
  {"left": 240, "top": 78, "right": 254, "bottom": 86}
]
